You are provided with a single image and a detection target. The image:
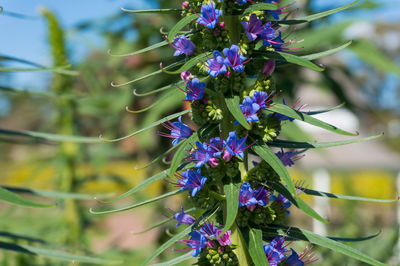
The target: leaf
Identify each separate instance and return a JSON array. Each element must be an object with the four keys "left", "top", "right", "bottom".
[
  {"left": 268, "top": 134, "right": 383, "bottom": 149},
  {"left": 134, "top": 142, "right": 182, "bottom": 170},
  {"left": 111, "top": 60, "right": 184, "bottom": 87},
  {"left": 121, "top": 8, "right": 183, "bottom": 14},
  {"left": 225, "top": 95, "right": 251, "bottom": 130},
  {"left": 265, "top": 103, "right": 358, "bottom": 136},
  {"left": 301, "top": 41, "right": 352, "bottom": 61},
  {"left": 149, "top": 252, "right": 193, "bottom": 266},
  {"left": 0, "top": 65, "right": 78, "bottom": 76},
  {"left": 134, "top": 80, "right": 183, "bottom": 96},
  {"left": 162, "top": 52, "right": 212, "bottom": 75},
  {"left": 108, "top": 40, "right": 168, "bottom": 57},
  {"left": 90, "top": 190, "right": 183, "bottom": 215},
  {"left": 0, "top": 187, "right": 54, "bottom": 208},
  {"left": 255, "top": 51, "right": 324, "bottom": 71},
  {"left": 278, "top": 1, "right": 359, "bottom": 25},
  {"left": 169, "top": 133, "right": 199, "bottom": 176},
  {"left": 246, "top": 228, "right": 269, "bottom": 266},
  {"left": 303, "top": 188, "right": 398, "bottom": 203},
  {"left": 251, "top": 142, "right": 297, "bottom": 196},
  {"left": 264, "top": 226, "right": 386, "bottom": 266},
  {"left": 2, "top": 186, "right": 110, "bottom": 200},
  {"left": 242, "top": 3, "right": 278, "bottom": 14},
  {"left": 0, "top": 241, "right": 121, "bottom": 264},
  {"left": 126, "top": 88, "right": 181, "bottom": 113},
  {"left": 306, "top": 103, "right": 345, "bottom": 115},
  {"left": 104, "top": 109, "right": 191, "bottom": 142},
  {"left": 168, "top": 14, "right": 198, "bottom": 42},
  {"left": 218, "top": 182, "right": 241, "bottom": 237}
]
